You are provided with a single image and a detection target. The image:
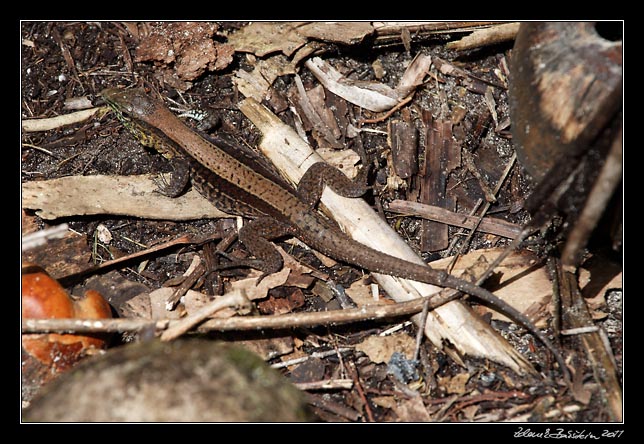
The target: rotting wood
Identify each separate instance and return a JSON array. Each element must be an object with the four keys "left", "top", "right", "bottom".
[
  {"left": 388, "top": 119, "right": 418, "bottom": 180},
  {"left": 419, "top": 113, "right": 458, "bottom": 252}
]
